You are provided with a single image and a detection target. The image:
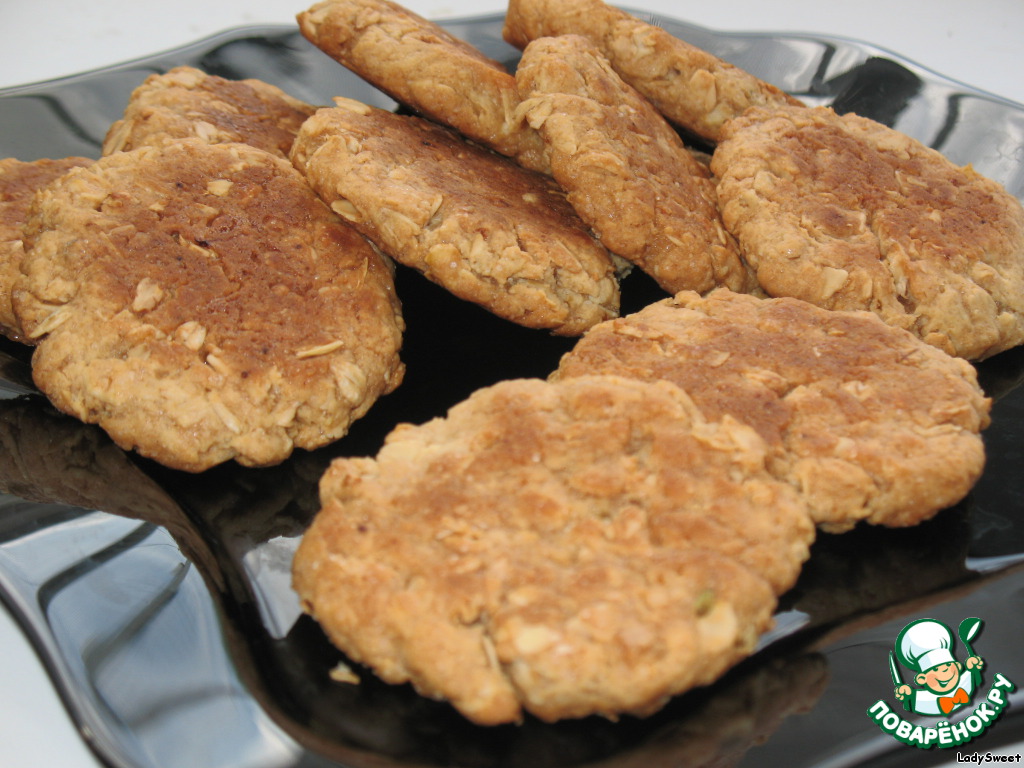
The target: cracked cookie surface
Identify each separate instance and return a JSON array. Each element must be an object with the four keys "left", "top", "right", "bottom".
[
  {"left": 503, "top": 0, "right": 802, "bottom": 143},
  {"left": 553, "top": 289, "right": 991, "bottom": 531},
  {"left": 712, "top": 105, "right": 1024, "bottom": 360},
  {"left": 515, "top": 34, "right": 753, "bottom": 296},
  {"left": 17, "top": 139, "right": 404, "bottom": 471},
  {"left": 292, "top": 99, "right": 620, "bottom": 335},
  {"left": 102, "top": 66, "right": 316, "bottom": 158},
  {"left": 298, "top": 0, "right": 548, "bottom": 171},
  {"left": 1, "top": 156, "right": 93, "bottom": 342},
  {"left": 293, "top": 374, "right": 811, "bottom": 724}
]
